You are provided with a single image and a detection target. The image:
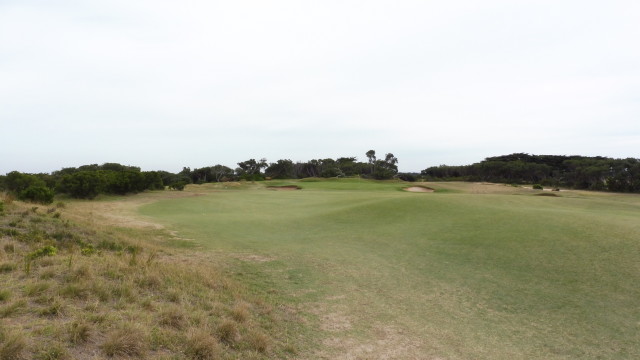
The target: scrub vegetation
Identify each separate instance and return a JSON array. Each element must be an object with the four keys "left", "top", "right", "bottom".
[{"left": 0, "top": 193, "right": 303, "bottom": 359}]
